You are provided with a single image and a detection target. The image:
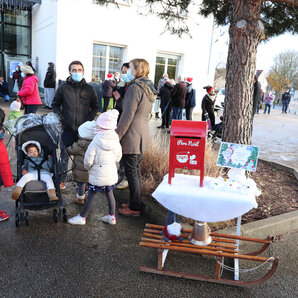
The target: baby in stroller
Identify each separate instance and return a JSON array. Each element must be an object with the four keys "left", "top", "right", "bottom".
[{"left": 11, "top": 140, "right": 58, "bottom": 201}]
